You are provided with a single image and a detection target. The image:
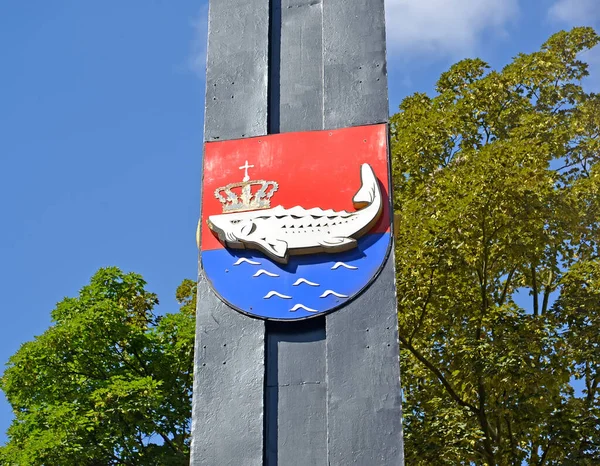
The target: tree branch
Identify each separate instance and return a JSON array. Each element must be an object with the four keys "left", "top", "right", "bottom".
[
  {"left": 158, "top": 431, "right": 184, "bottom": 456},
  {"left": 541, "top": 268, "right": 554, "bottom": 315},
  {"left": 531, "top": 263, "right": 540, "bottom": 316},
  {"left": 399, "top": 334, "right": 478, "bottom": 414},
  {"left": 130, "top": 346, "right": 151, "bottom": 377},
  {"left": 539, "top": 442, "right": 552, "bottom": 466},
  {"left": 409, "top": 266, "right": 437, "bottom": 343},
  {"left": 506, "top": 415, "right": 517, "bottom": 462},
  {"left": 477, "top": 382, "right": 496, "bottom": 464},
  {"left": 498, "top": 266, "right": 517, "bottom": 307}
]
